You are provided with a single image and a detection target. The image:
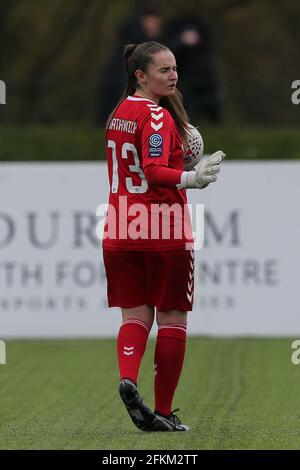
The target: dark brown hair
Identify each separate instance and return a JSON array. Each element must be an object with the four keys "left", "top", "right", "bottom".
[{"left": 106, "top": 41, "right": 190, "bottom": 147}]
